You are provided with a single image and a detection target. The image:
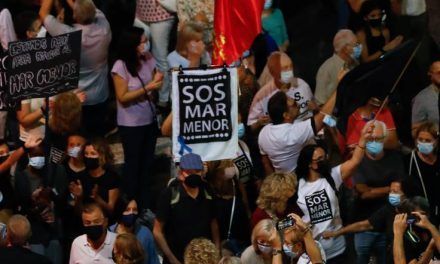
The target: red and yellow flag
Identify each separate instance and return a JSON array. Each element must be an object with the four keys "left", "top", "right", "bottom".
[{"left": 213, "top": 0, "right": 264, "bottom": 65}]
